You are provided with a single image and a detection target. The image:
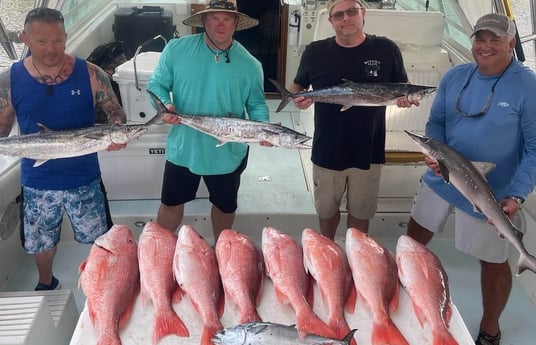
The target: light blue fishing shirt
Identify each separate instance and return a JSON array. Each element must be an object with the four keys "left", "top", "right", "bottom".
[
  {"left": 422, "top": 60, "right": 536, "bottom": 218},
  {"left": 147, "top": 34, "right": 269, "bottom": 175}
]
